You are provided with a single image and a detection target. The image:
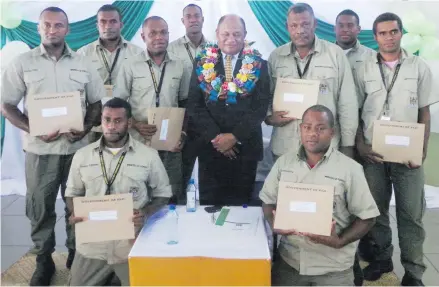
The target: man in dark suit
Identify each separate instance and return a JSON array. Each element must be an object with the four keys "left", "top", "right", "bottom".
[{"left": 187, "top": 14, "right": 270, "bottom": 206}]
